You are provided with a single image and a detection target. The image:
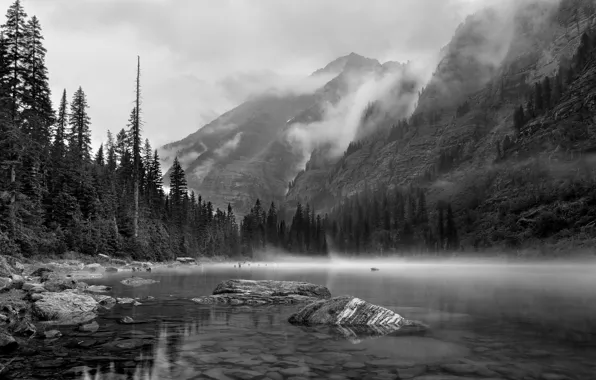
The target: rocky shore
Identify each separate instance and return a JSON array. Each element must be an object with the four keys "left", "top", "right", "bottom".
[{"left": 0, "top": 254, "right": 205, "bottom": 359}]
